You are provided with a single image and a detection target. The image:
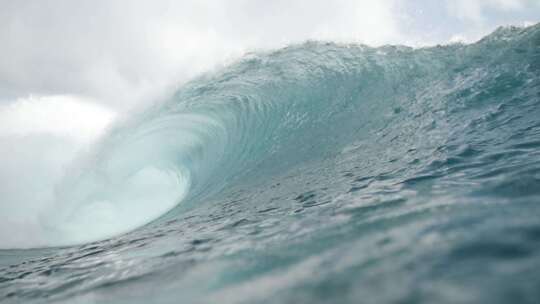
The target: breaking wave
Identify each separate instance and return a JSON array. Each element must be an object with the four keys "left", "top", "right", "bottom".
[{"left": 1, "top": 24, "right": 540, "bottom": 304}]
